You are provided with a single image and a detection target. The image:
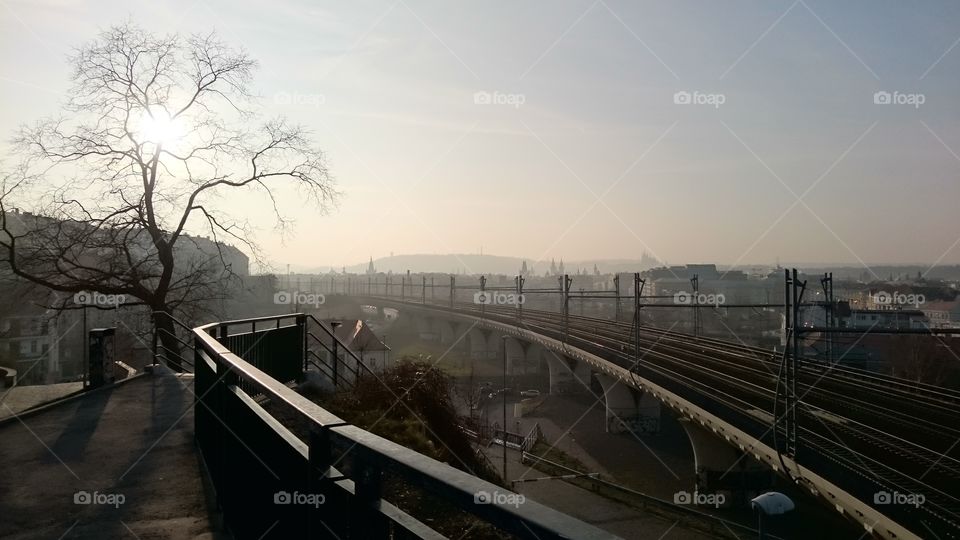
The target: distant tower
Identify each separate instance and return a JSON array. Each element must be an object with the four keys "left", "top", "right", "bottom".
[
  {"left": 520, "top": 260, "right": 529, "bottom": 276},
  {"left": 558, "top": 259, "right": 565, "bottom": 275},
  {"left": 593, "top": 263, "right": 600, "bottom": 276},
  {"left": 549, "top": 259, "right": 557, "bottom": 276},
  {"left": 366, "top": 256, "right": 376, "bottom": 275}
]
